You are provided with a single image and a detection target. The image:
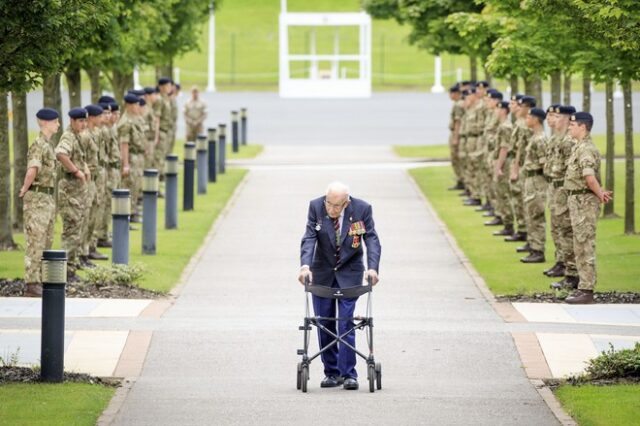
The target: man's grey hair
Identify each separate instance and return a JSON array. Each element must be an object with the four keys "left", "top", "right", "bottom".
[{"left": 325, "top": 181, "right": 350, "bottom": 196}]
